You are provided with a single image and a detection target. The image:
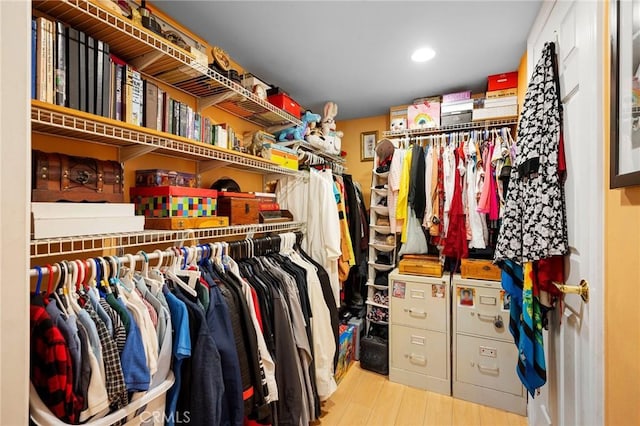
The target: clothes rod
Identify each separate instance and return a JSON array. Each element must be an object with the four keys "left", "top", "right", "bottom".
[{"left": 28, "top": 245, "right": 210, "bottom": 278}]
